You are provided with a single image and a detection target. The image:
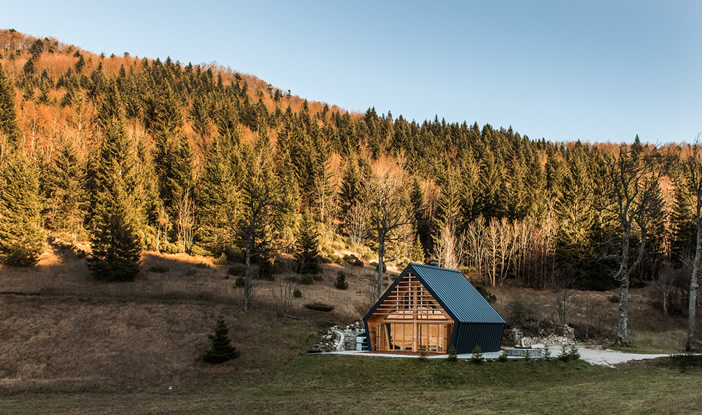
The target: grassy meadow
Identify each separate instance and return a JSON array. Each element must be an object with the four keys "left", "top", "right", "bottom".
[{"left": 0, "top": 243, "right": 699, "bottom": 414}]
